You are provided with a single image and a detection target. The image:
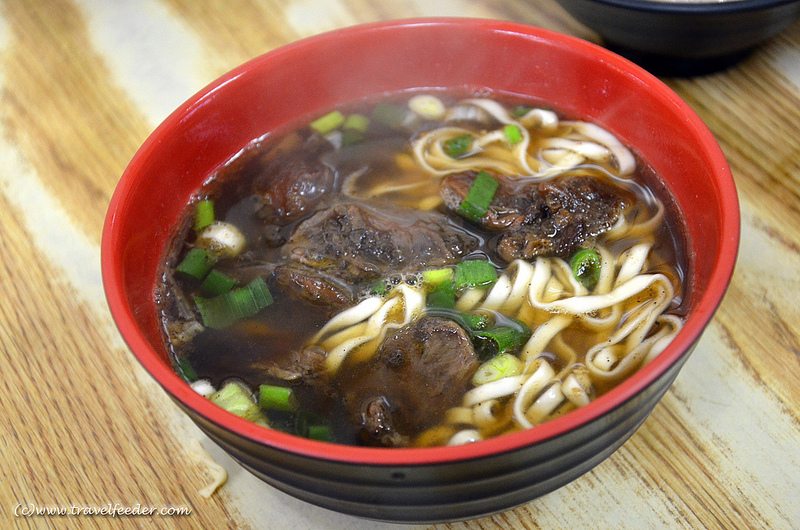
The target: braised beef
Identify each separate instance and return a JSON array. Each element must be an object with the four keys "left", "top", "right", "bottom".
[
  {"left": 265, "top": 345, "right": 328, "bottom": 385},
  {"left": 337, "top": 316, "right": 480, "bottom": 447},
  {"left": 203, "top": 131, "right": 336, "bottom": 229},
  {"left": 281, "top": 201, "right": 479, "bottom": 285},
  {"left": 256, "top": 316, "right": 480, "bottom": 447},
  {"left": 440, "top": 171, "right": 632, "bottom": 261},
  {"left": 252, "top": 157, "right": 336, "bottom": 226},
  {"left": 273, "top": 265, "right": 354, "bottom": 312}
]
